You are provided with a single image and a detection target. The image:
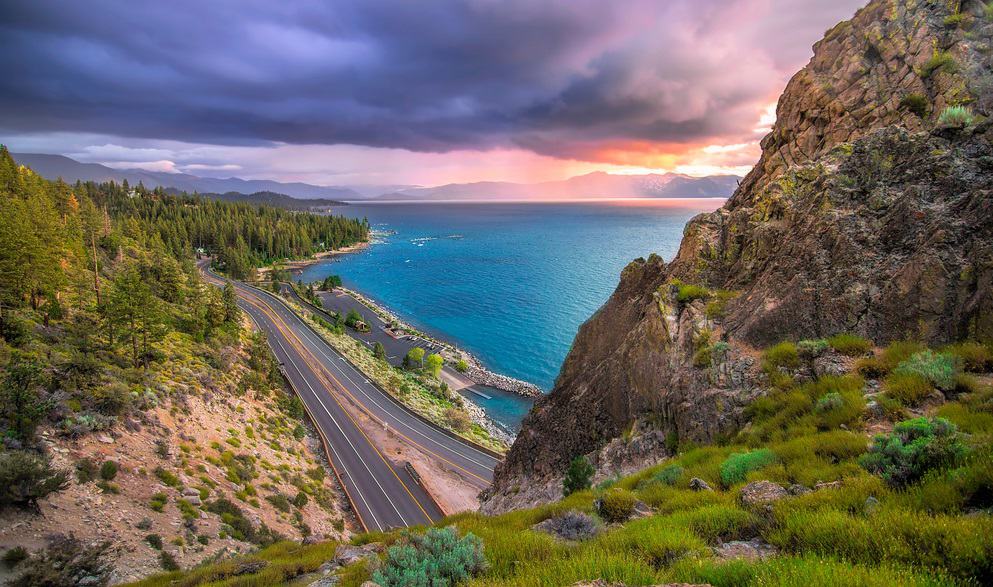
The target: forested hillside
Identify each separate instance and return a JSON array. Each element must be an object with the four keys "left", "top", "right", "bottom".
[{"left": 0, "top": 146, "right": 359, "bottom": 583}]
